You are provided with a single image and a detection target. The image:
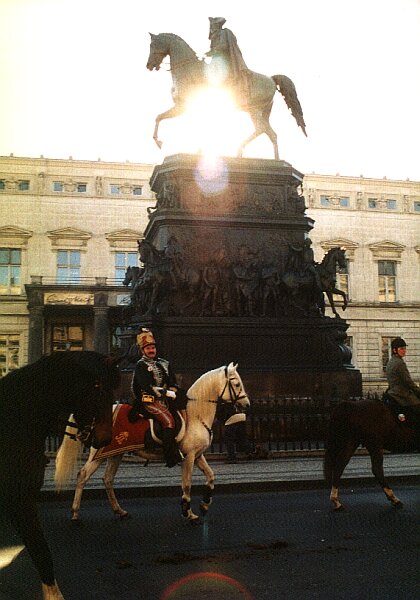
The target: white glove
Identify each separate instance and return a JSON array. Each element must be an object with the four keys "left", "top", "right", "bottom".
[{"left": 166, "top": 390, "right": 176, "bottom": 399}]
